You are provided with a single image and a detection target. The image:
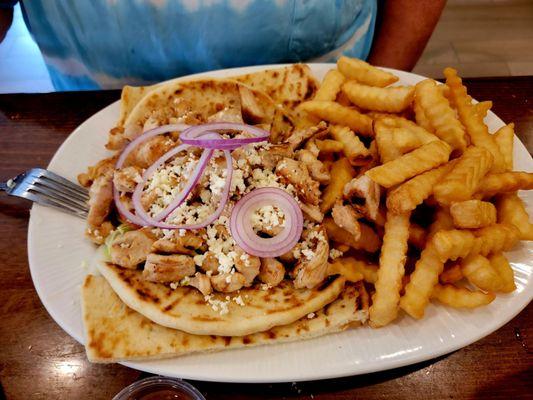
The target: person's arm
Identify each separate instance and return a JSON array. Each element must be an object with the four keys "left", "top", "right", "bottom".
[
  {"left": 0, "top": 1, "right": 16, "bottom": 43},
  {"left": 367, "top": 0, "right": 446, "bottom": 71}
]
